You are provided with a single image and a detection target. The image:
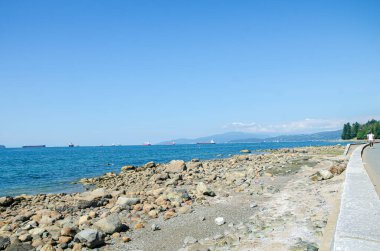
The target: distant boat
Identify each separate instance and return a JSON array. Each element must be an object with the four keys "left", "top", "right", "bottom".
[
  {"left": 143, "top": 142, "right": 152, "bottom": 146},
  {"left": 164, "top": 141, "right": 176, "bottom": 146},
  {"left": 22, "top": 145, "right": 46, "bottom": 148},
  {"left": 197, "top": 139, "right": 216, "bottom": 145},
  {"left": 69, "top": 143, "right": 74, "bottom": 147}
]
